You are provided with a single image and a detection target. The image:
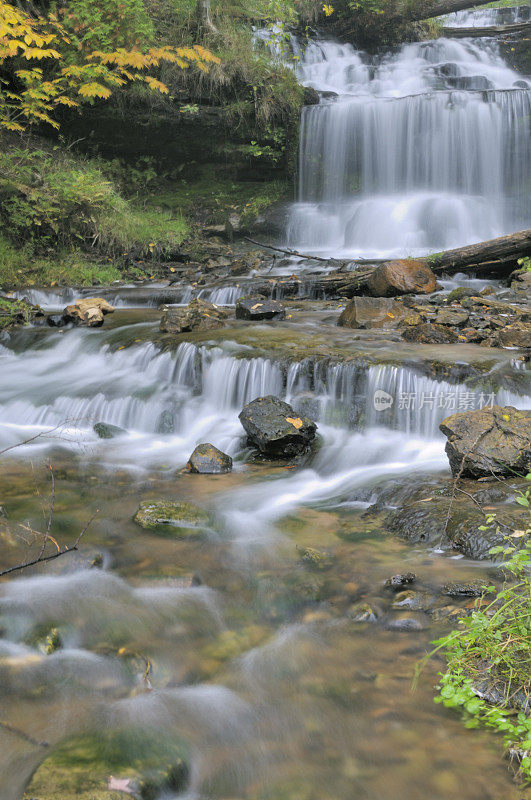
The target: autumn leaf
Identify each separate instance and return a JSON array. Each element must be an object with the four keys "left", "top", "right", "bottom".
[{"left": 286, "top": 417, "right": 303, "bottom": 429}]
